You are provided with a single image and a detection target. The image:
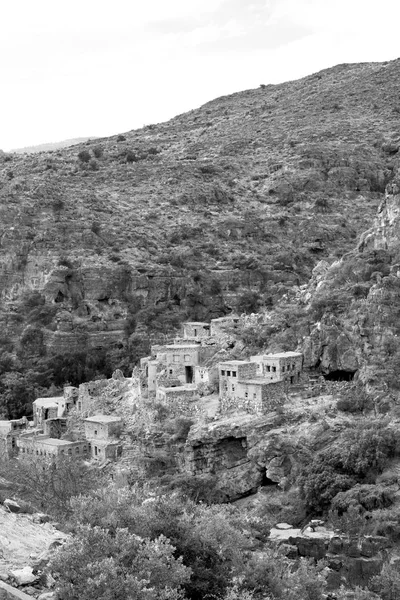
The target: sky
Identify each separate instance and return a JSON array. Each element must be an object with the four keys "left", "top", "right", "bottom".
[{"left": 1, "top": 0, "right": 400, "bottom": 150}]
